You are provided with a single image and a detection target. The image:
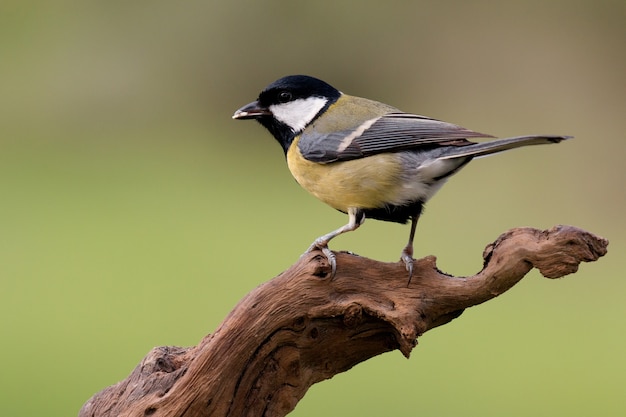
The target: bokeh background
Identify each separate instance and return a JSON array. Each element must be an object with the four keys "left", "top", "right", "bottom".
[{"left": 1, "top": 1, "right": 624, "bottom": 416}]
